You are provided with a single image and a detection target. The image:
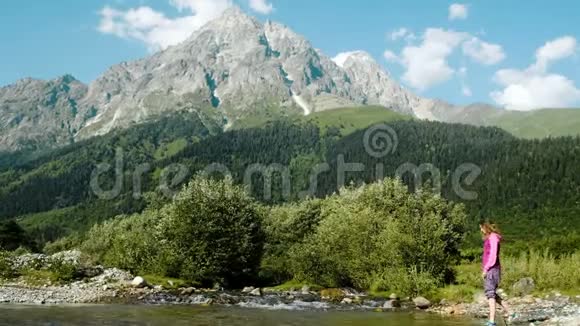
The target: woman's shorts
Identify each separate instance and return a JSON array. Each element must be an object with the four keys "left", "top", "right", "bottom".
[{"left": 484, "top": 266, "right": 501, "bottom": 299}]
